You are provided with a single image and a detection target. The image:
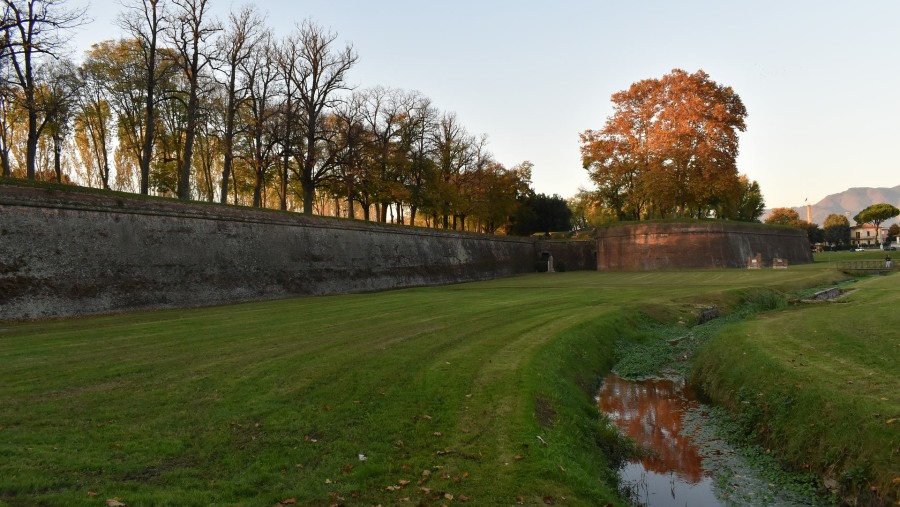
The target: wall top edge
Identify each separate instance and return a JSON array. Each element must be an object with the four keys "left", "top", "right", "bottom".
[{"left": 0, "top": 184, "right": 543, "bottom": 244}]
